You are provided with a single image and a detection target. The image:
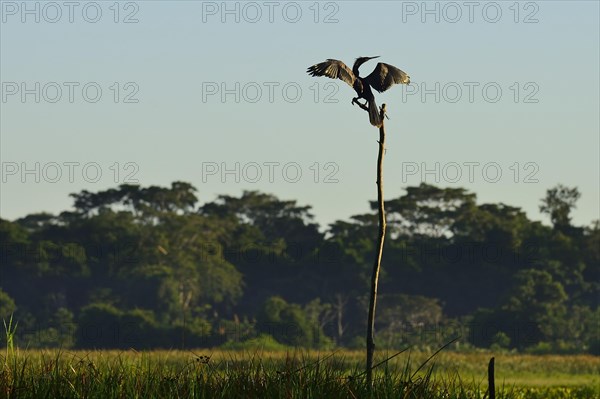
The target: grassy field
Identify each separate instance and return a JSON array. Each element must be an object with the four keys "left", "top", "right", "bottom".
[{"left": 0, "top": 349, "right": 598, "bottom": 398}]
